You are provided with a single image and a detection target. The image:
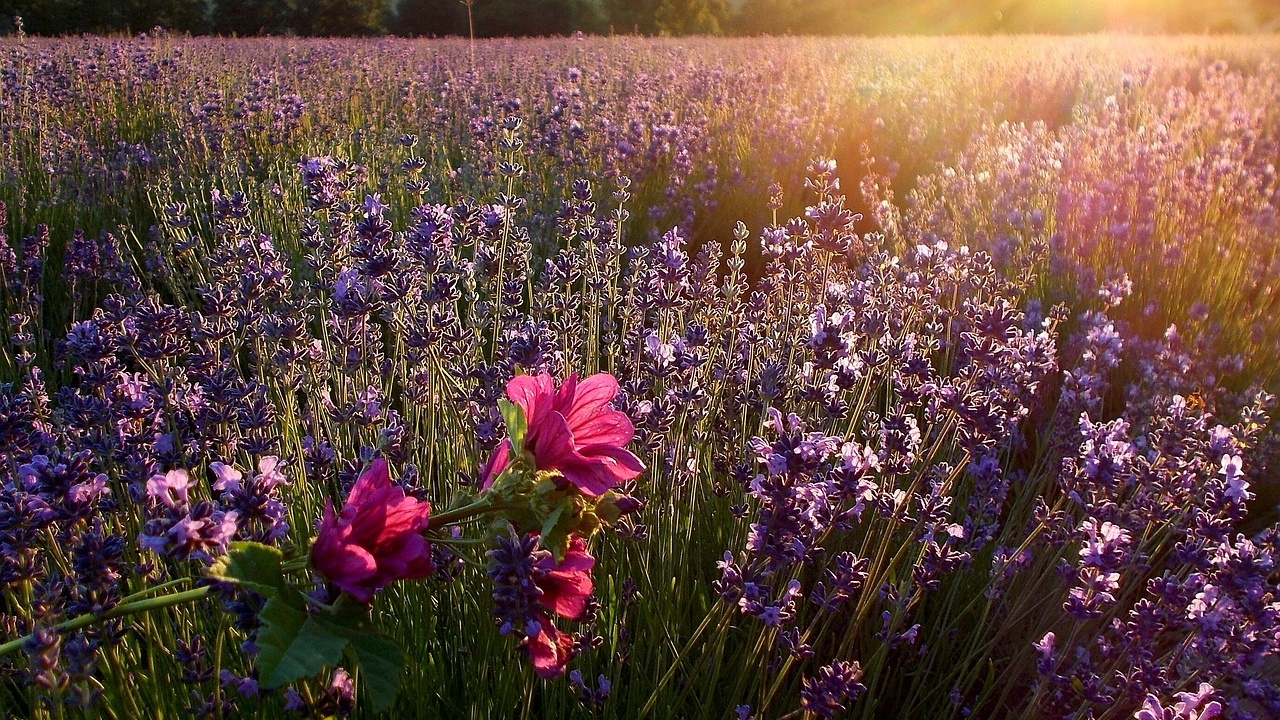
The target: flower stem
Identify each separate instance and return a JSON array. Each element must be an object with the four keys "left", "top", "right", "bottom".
[
  {"left": 428, "top": 497, "right": 515, "bottom": 527},
  {"left": 0, "top": 585, "right": 214, "bottom": 658},
  {"left": 118, "top": 576, "right": 192, "bottom": 604}
]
